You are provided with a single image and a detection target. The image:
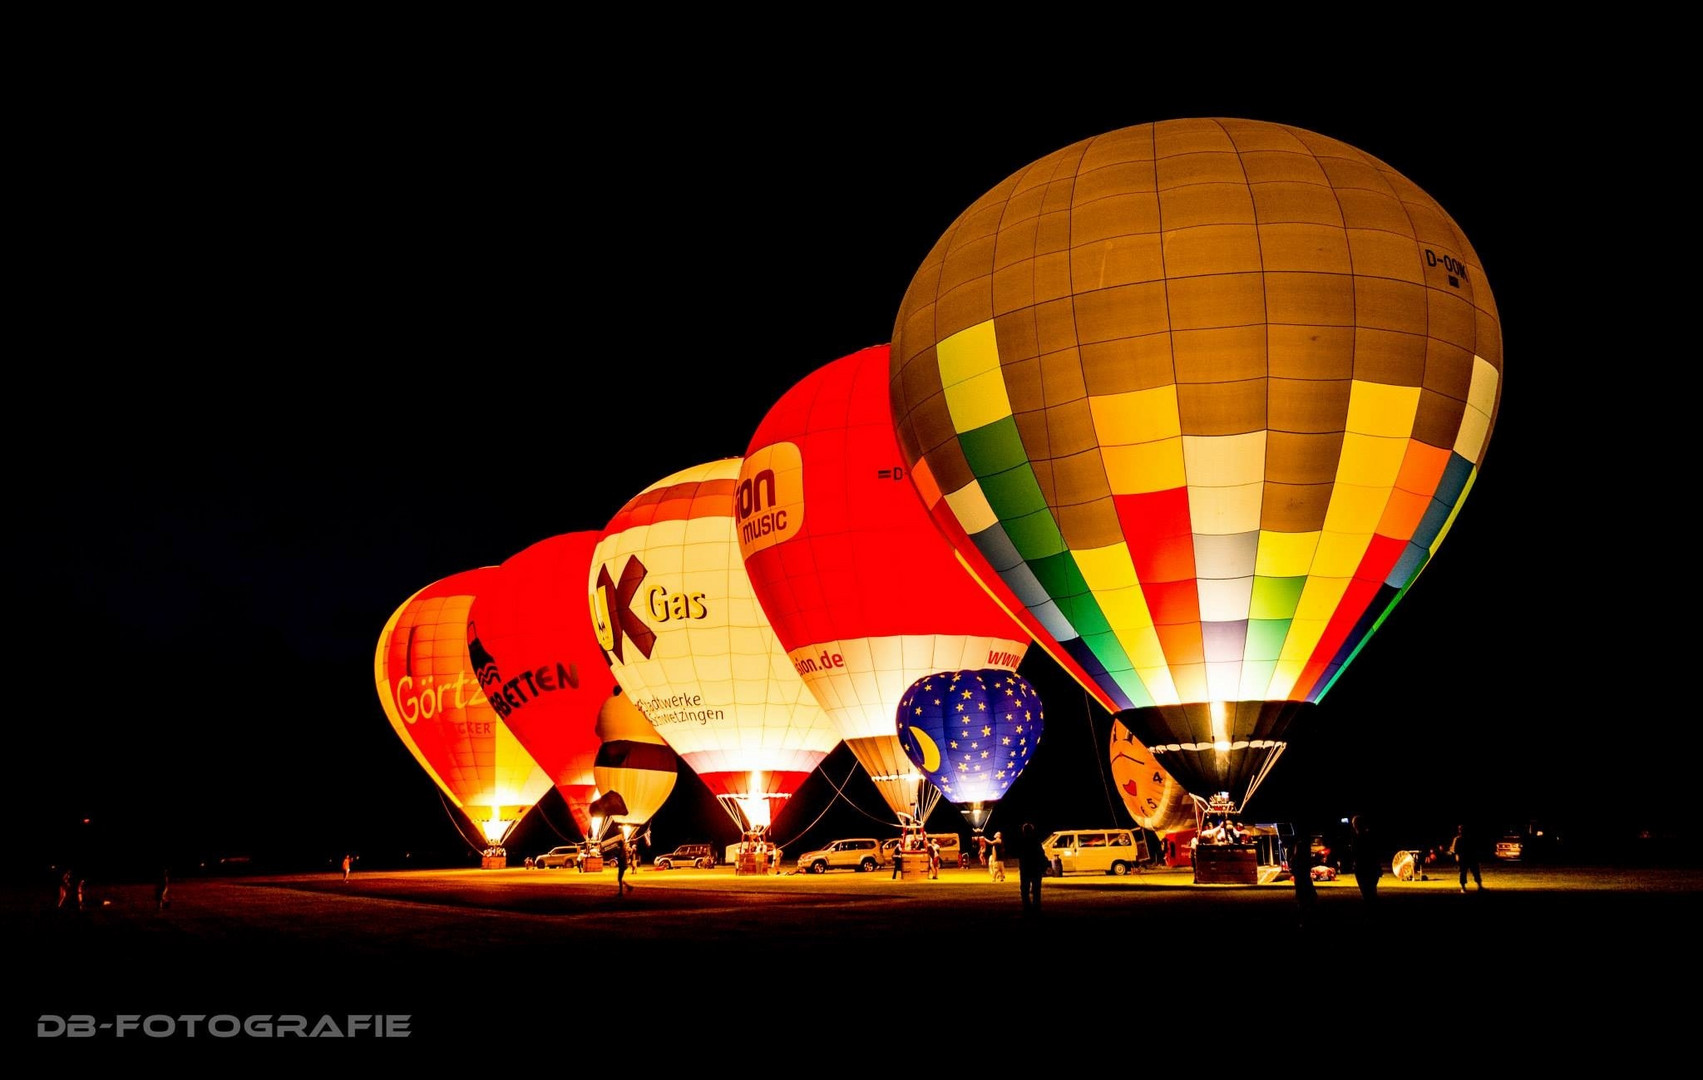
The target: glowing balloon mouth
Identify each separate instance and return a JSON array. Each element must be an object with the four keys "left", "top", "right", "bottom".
[
  {"left": 733, "top": 796, "right": 776, "bottom": 831},
  {"left": 478, "top": 815, "right": 518, "bottom": 846},
  {"left": 868, "top": 769, "right": 924, "bottom": 783},
  {"left": 1210, "top": 701, "right": 1229, "bottom": 751}
]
